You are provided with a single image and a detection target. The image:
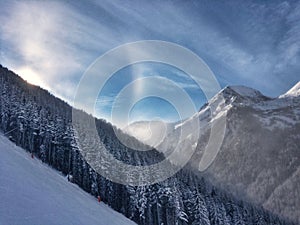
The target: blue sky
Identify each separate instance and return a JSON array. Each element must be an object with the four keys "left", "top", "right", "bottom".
[{"left": 1, "top": 0, "right": 300, "bottom": 126}]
